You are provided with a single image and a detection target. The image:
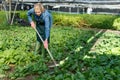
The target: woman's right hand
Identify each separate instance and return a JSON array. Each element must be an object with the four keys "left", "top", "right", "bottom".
[{"left": 30, "top": 21, "right": 36, "bottom": 29}]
